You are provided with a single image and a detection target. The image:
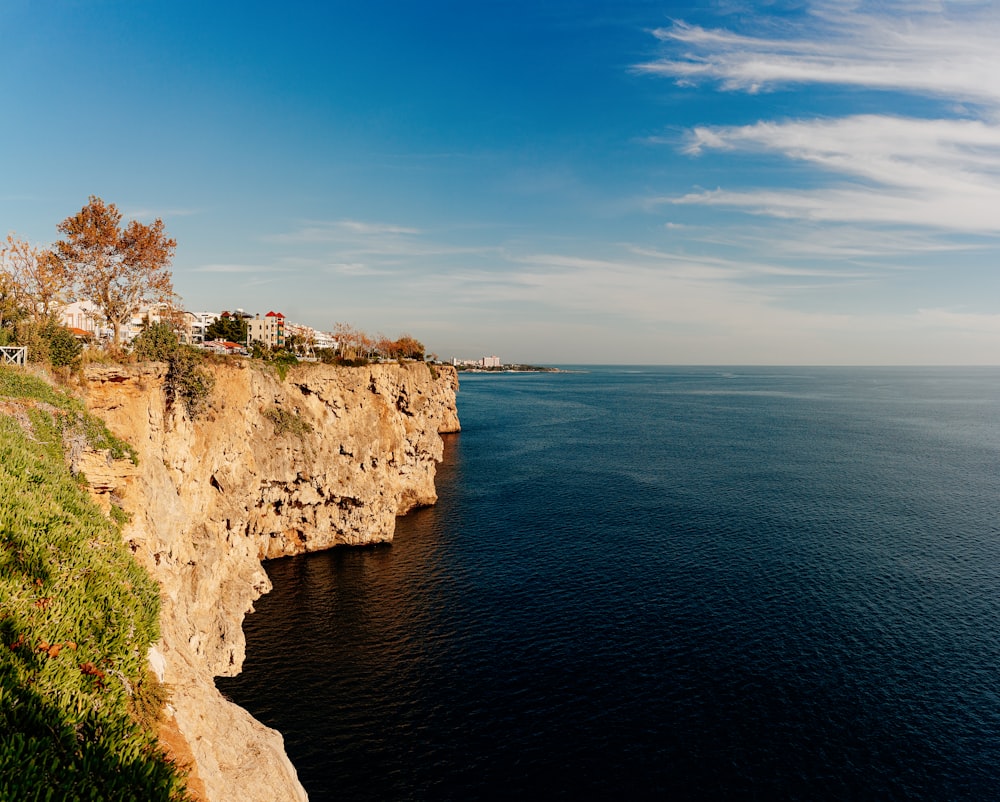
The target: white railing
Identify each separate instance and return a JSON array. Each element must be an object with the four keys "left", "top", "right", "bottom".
[{"left": 0, "top": 346, "right": 27, "bottom": 365}]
